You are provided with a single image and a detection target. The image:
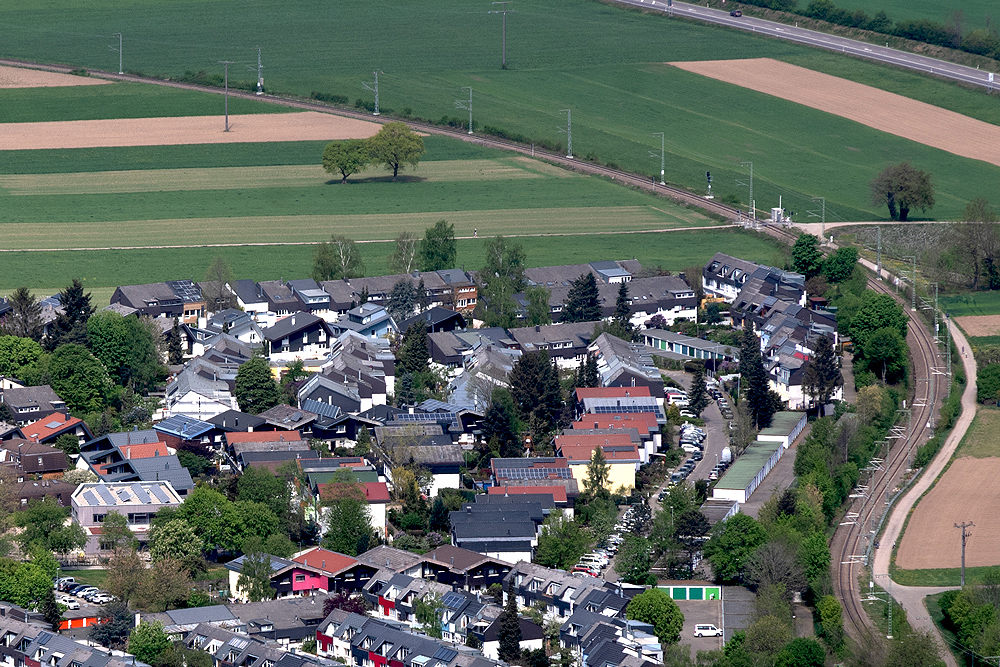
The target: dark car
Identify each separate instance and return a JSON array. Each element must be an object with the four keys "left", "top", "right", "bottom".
[{"left": 730, "top": 9, "right": 742, "bottom": 16}]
